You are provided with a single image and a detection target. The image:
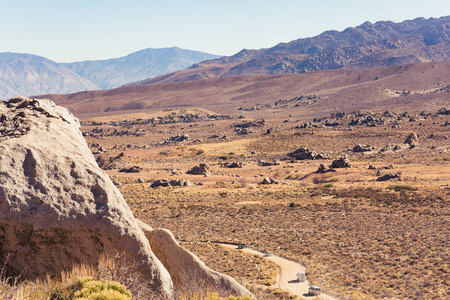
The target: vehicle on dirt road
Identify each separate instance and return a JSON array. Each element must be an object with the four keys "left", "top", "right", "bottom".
[
  {"left": 296, "top": 271, "right": 306, "bottom": 282},
  {"left": 309, "top": 286, "right": 322, "bottom": 295}
]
